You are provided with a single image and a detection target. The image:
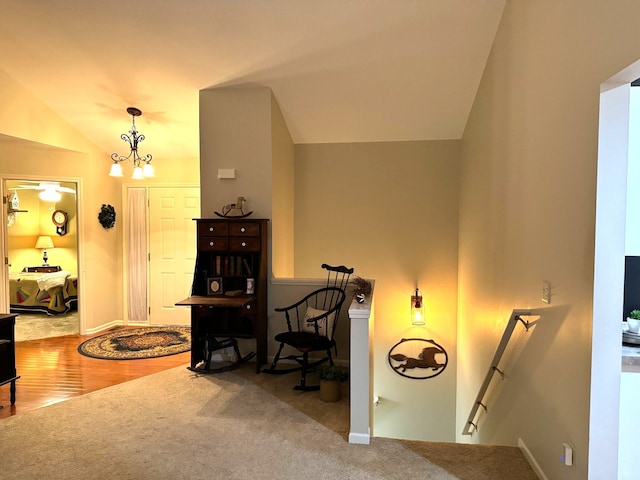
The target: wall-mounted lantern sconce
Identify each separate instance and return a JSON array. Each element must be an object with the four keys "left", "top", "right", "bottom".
[{"left": 411, "top": 288, "right": 425, "bottom": 326}]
